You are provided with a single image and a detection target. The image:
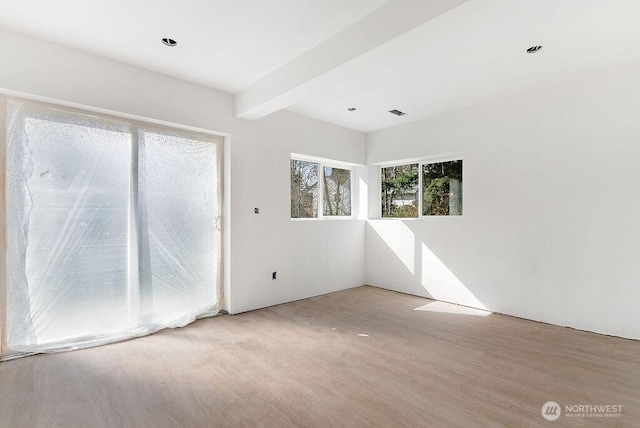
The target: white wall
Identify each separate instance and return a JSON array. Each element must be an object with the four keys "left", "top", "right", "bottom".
[
  {"left": 4, "top": 28, "right": 638, "bottom": 340},
  {"left": 0, "top": 29, "right": 367, "bottom": 315},
  {"left": 366, "top": 64, "right": 640, "bottom": 339}
]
